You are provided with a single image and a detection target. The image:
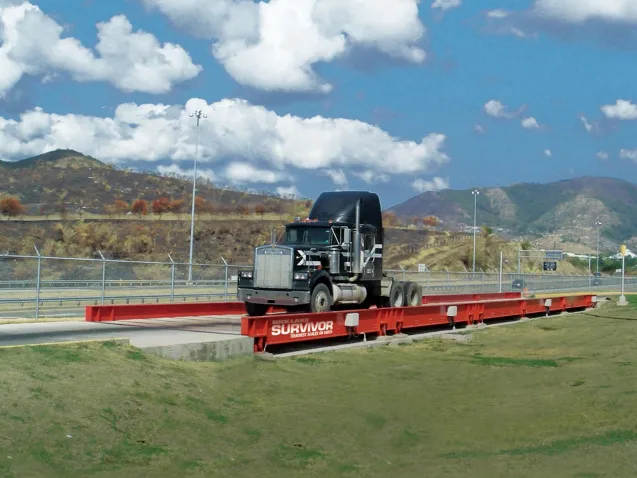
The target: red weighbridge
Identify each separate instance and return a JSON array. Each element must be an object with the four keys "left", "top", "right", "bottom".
[{"left": 86, "top": 292, "right": 596, "bottom": 354}]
